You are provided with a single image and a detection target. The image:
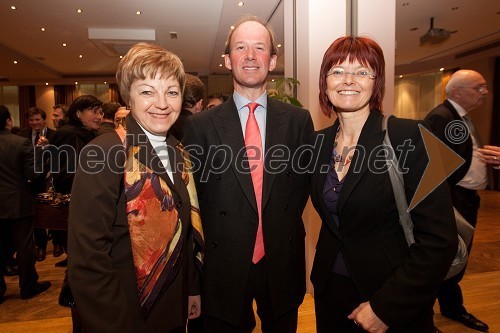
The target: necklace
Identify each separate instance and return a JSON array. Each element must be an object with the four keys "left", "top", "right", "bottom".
[{"left": 333, "top": 127, "right": 353, "bottom": 167}]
